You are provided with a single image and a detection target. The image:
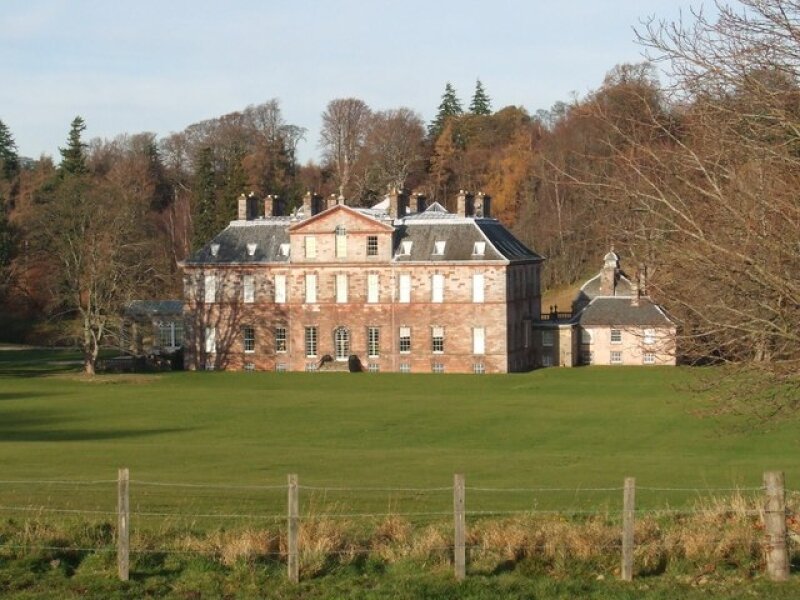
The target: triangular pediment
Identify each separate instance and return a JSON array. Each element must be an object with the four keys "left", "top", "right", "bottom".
[{"left": 288, "top": 204, "right": 393, "bottom": 233}]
